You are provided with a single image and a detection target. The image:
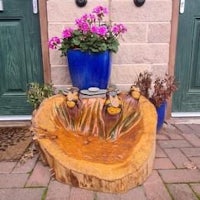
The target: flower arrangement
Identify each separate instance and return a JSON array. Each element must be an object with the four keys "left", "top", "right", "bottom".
[
  {"left": 48, "top": 6, "right": 127, "bottom": 55},
  {"left": 134, "top": 71, "right": 178, "bottom": 107}
]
